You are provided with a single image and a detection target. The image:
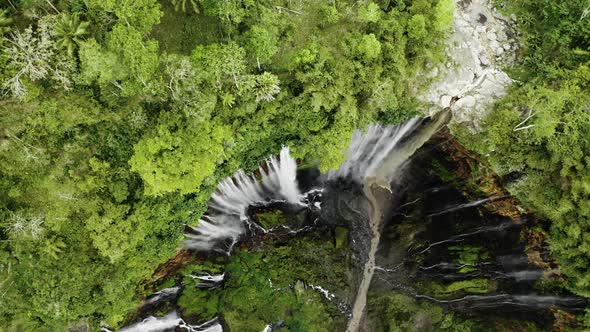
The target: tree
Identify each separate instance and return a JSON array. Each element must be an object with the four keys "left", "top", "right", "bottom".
[
  {"left": 163, "top": 54, "right": 216, "bottom": 120},
  {"left": 6, "top": 213, "right": 45, "bottom": 240},
  {"left": 114, "top": 0, "right": 162, "bottom": 34},
  {"left": 54, "top": 13, "right": 89, "bottom": 56},
  {"left": 192, "top": 42, "right": 246, "bottom": 88},
  {"left": 243, "top": 25, "right": 278, "bottom": 69},
  {"left": 106, "top": 24, "right": 159, "bottom": 95},
  {"left": 319, "top": 4, "right": 341, "bottom": 25},
  {"left": 129, "top": 115, "right": 231, "bottom": 196},
  {"left": 358, "top": 33, "right": 382, "bottom": 60},
  {"left": 433, "top": 0, "right": 455, "bottom": 32},
  {"left": 358, "top": 2, "right": 380, "bottom": 23},
  {"left": 78, "top": 38, "right": 126, "bottom": 86},
  {"left": 249, "top": 72, "right": 281, "bottom": 102},
  {"left": 201, "top": 0, "right": 252, "bottom": 31},
  {"left": 408, "top": 14, "right": 427, "bottom": 40},
  {"left": 0, "top": 8, "right": 13, "bottom": 35},
  {"left": 2, "top": 16, "right": 75, "bottom": 98}
]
